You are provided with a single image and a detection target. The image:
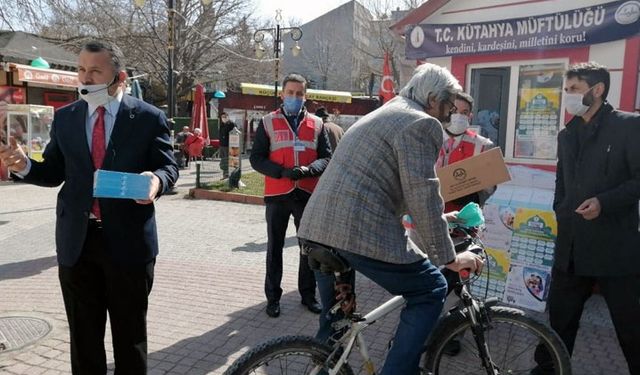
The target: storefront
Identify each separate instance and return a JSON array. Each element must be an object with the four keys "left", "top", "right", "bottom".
[
  {"left": 218, "top": 83, "right": 378, "bottom": 151},
  {"left": 2, "top": 63, "right": 77, "bottom": 109},
  {"left": 393, "top": 0, "right": 640, "bottom": 169},
  {"left": 392, "top": 0, "right": 639, "bottom": 311},
  {"left": 0, "top": 31, "right": 79, "bottom": 109}
]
